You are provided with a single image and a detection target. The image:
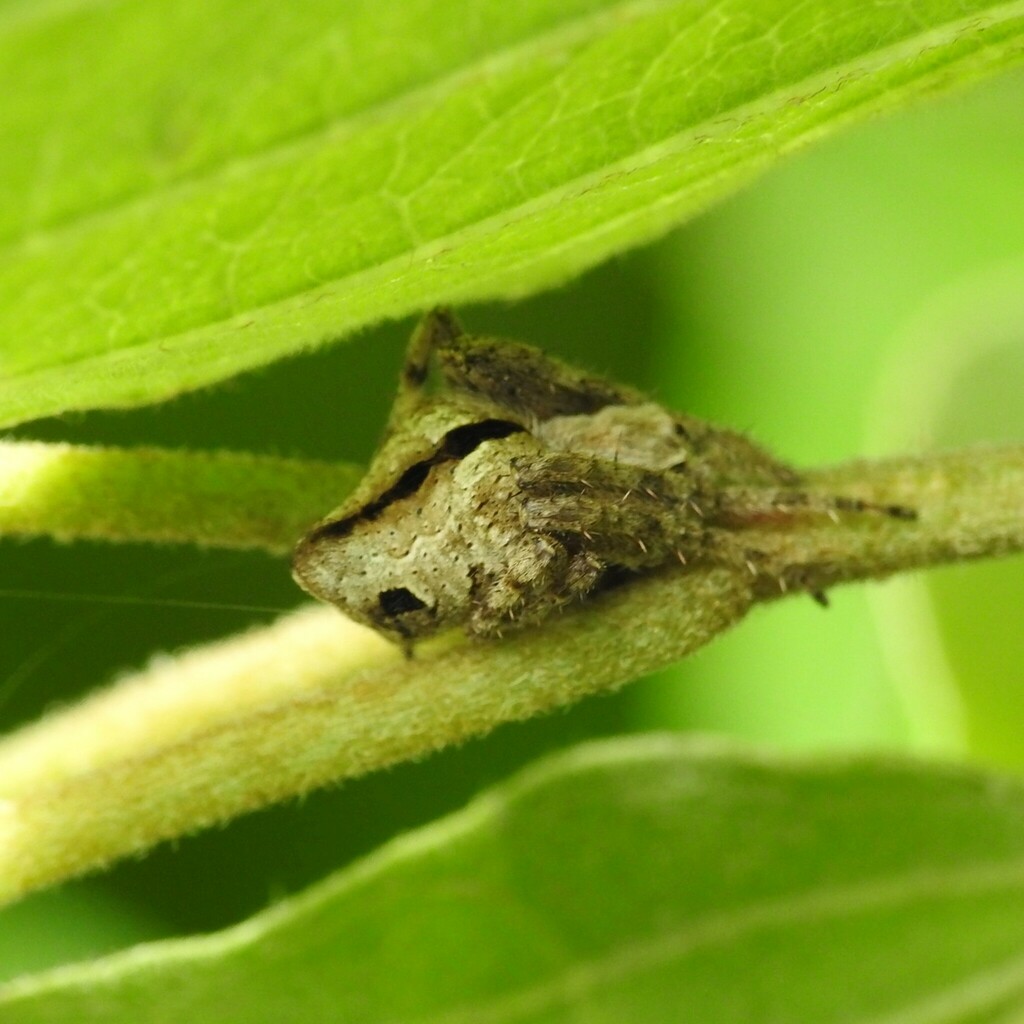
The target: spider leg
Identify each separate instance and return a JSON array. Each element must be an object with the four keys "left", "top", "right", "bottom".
[
  {"left": 708, "top": 488, "right": 916, "bottom": 529},
  {"left": 705, "top": 486, "right": 916, "bottom": 606}
]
